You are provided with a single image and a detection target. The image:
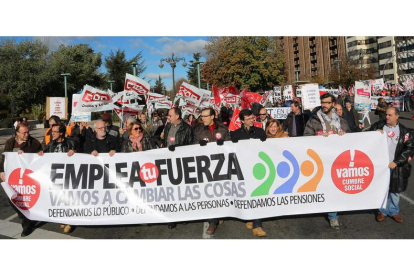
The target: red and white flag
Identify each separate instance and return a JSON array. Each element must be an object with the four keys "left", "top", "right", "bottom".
[
  {"left": 228, "top": 108, "right": 242, "bottom": 131},
  {"left": 74, "top": 85, "right": 114, "bottom": 112},
  {"left": 155, "top": 101, "right": 173, "bottom": 109},
  {"left": 177, "top": 82, "right": 203, "bottom": 106},
  {"left": 113, "top": 106, "right": 142, "bottom": 122},
  {"left": 124, "top": 73, "right": 150, "bottom": 96},
  {"left": 146, "top": 92, "right": 168, "bottom": 104},
  {"left": 260, "top": 90, "right": 273, "bottom": 105}
]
